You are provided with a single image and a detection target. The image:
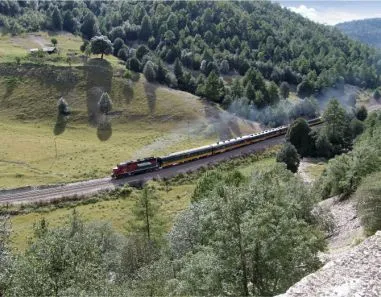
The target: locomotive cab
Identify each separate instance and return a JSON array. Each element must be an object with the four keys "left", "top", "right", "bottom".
[{"left": 111, "top": 167, "right": 118, "bottom": 178}]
